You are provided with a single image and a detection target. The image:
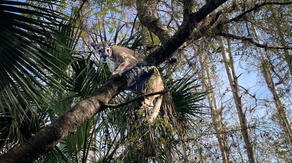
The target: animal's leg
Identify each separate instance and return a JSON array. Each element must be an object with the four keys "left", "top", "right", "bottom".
[
  {"left": 112, "top": 58, "right": 138, "bottom": 76},
  {"left": 148, "top": 96, "right": 163, "bottom": 124},
  {"left": 144, "top": 69, "right": 164, "bottom": 124}
]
